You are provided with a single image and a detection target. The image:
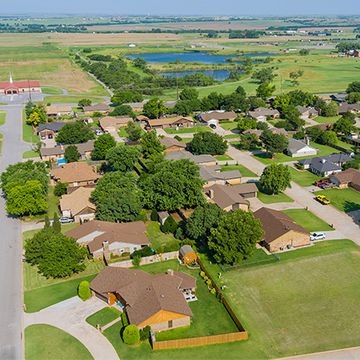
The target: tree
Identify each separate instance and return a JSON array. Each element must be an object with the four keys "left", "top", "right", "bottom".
[
  {"left": 208, "top": 210, "right": 264, "bottom": 265},
  {"left": 346, "top": 92, "right": 360, "bottom": 104},
  {"left": 346, "top": 81, "right": 360, "bottom": 94},
  {"left": 260, "top": 164, "right": 291, "bottom": 195},
  {"left": 282, "top": 105, "right": 305, "bottom": 130},
  {"left": 54, "top": 182, "right": 67, "bottom": 197},
  {"left": 140, "top": 159, "right": 205, "bottom": 211},
  {"left": 237, "top": 117, "right": 257, "bottom": 132},
  {"left": 161, "top": 216, "right": 178, "bottom": 234},
  {"left": 299, "top": 49, "right": 310, "bottom": 56},
  {"left": 109, "top": 105, "right": 135, "bottom": 117},
  {"left": 289, "top": 70, "right": 304, "bottom": 86},
  {"left": 64, "top": 145, "right": 81, "bottom": 163},
  {"left": 111, "top": 90, "right": 143, "bottom": 105},
  {"left": 179, "top": 87, "right": 199, "bottom": 101},
  {"left": 248, "top": 96, "right": 266, "bottom": 110},
  {"left": 188, "top": 132, "right": 228, "bottom": 155},
  {"left": 333, "top": 116, "right": 355, "bottom": 136},
  {"left": 6, "top": 180, "right": 47, "bottom": 216},
  {"left": 256, "top": 81, "right": 275, "bottom": 100},
  {"left": 185, "top": 204, "right": 225, "bottom": 243},
  {"left": 251, "top": 68, "right": 275, "bottom": 83},
  {"left": 260, "top": 130, "right": 288, "bottom": 156},
  {"left": 106, "top": 145, "right": 141, "bottom": 172},
  {"left": 323, "top": 101, "right": 339, "bottom": 117},
  {"left": 78, "top": 99, "right": 92, "bottom": 107},
  {"left": 343, "top": 158, "right": 360, "bottom": 170},
  {"left": 44, "top": 215, "right": 50, "bottom": 229},
  {"left": 238, "top": 133, "right": 259, "bottom": 150},
  {"left": 78, "top": 281, "right": 92, "bottom": 301},
  {"left": 123, "top": 325, "right": 140, "bottom": 345},
  {"left": 91, "top": 133, "right": 116, "bottom": 160},
  {"left": 56, "top": 122, "right": 95, "bottom": 144},
  {"left": 52, "top": 212, "right": 61, "bottom": 233},
  {"left": 143, "top": 98, "right": 166, "bottom": 119},
  {"left": 141, "top": 131, "right": 164, "bottom": 159},
  {"left": 25, "top": 100, "right": 35, "bottom": 118},
  {"left": 306, "top": 126, "right": 324, "bottom": 143},
  {"left": 319, "top": 130, "right": 338, "bottom": 145},
  {"left": 126, "top": 122, "right": 143, "bottom": 141}
]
